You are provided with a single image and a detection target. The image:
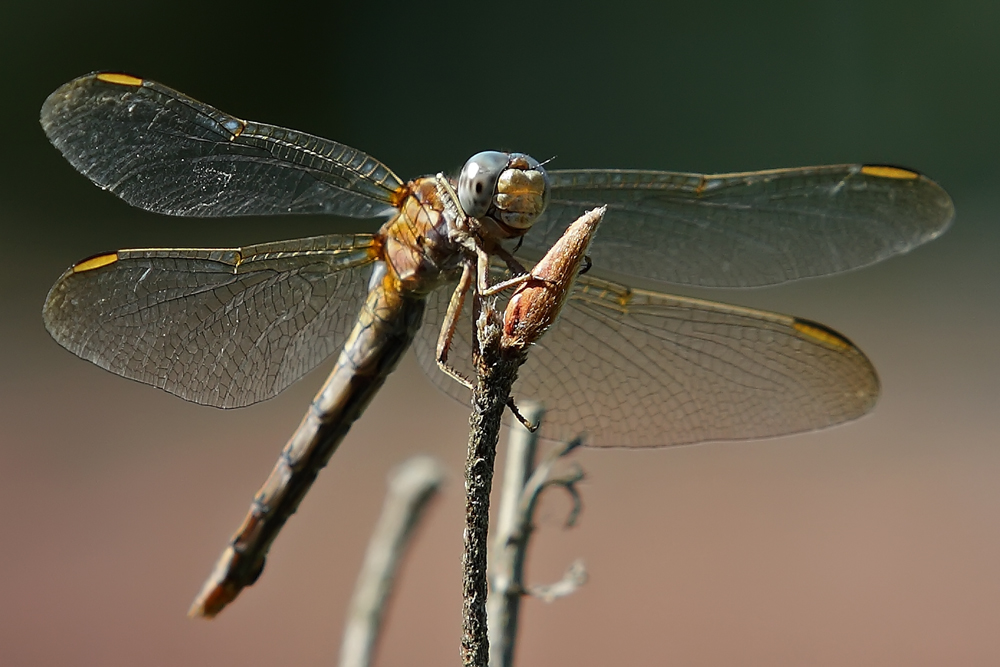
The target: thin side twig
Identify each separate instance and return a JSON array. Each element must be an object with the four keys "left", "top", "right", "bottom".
[
  {"left": 340, "top": 456, "right": 445, "bottom": 667},
  {"left": 487, "top": 403, "right": 545, "bottom": 667},
  {"left": 484, "top": 412, "right": 589, "bottom": 667},
  {"left": 527, "top": 559, "right": 588, "bottom": 603}
]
